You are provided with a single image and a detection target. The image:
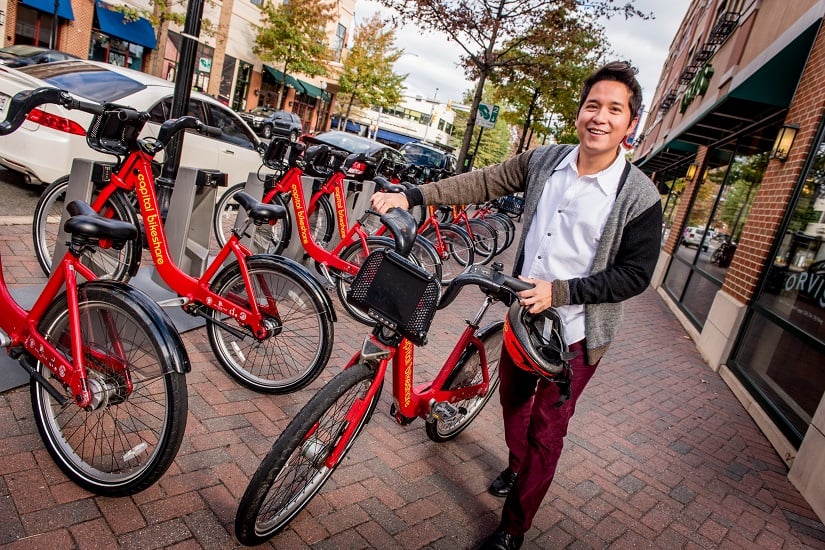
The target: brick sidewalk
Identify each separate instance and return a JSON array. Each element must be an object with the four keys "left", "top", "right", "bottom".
[{"left": 1, "top": 219, "right": 824, "bottom": 548}]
